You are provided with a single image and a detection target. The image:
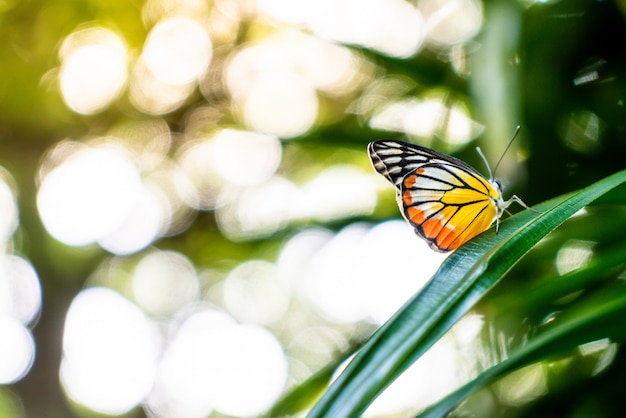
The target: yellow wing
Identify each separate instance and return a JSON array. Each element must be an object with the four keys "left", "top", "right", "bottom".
[
  {"left": 400, "top": 163, "right": 499, "bottom": 251},
  {"left": 368, "top": 140, "right": 501, "bottom": 252}
]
